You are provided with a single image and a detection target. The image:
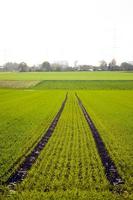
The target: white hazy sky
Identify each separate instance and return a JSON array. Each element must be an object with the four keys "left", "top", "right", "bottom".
[{"left": 0, "top": 0, "right": 133, "bottom": 66}]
